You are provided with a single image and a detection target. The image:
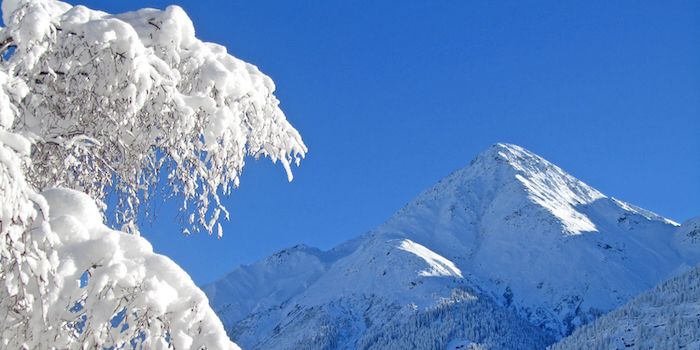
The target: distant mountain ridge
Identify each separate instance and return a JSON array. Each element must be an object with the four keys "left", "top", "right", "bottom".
[{"left": 202, "top": 143, "right": 699, "bottom": 350}]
